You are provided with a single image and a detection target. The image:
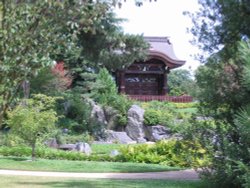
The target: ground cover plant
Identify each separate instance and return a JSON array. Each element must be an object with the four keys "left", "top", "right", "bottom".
[{"left": 0, "top": 176, "right": 208, "bottom": 188}]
